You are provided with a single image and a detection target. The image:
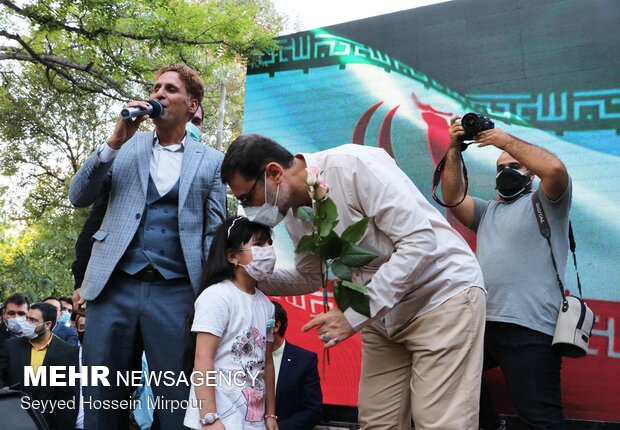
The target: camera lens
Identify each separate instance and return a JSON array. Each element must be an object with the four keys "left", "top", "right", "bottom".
[{"left": 462, "top": 113, "right": 478, "bottom": 128}]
